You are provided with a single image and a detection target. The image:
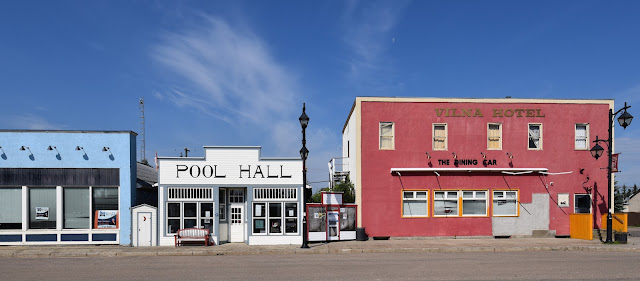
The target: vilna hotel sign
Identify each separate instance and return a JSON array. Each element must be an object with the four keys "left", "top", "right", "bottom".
[{"left": 435, "top": 108, "right": 545, "bottom": 118}]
